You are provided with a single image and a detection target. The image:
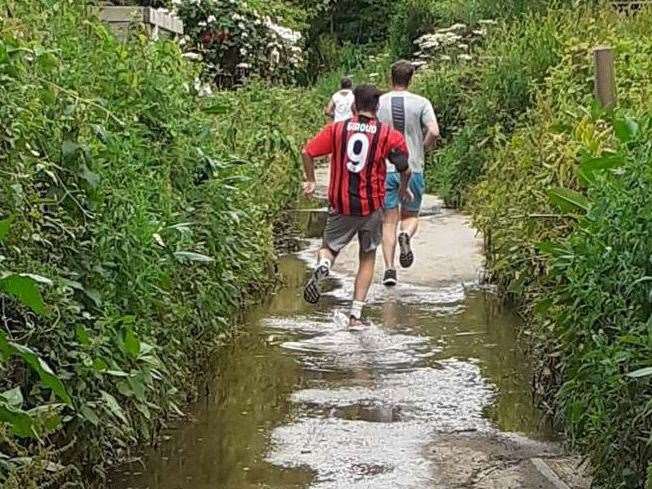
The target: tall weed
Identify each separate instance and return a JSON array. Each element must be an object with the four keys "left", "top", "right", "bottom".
[
  {"left": 0, "top": 1, "right": 323, "bottom": 486},
  {"left": 469, "top": 8, "right": 652, "bottom": 487}
]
